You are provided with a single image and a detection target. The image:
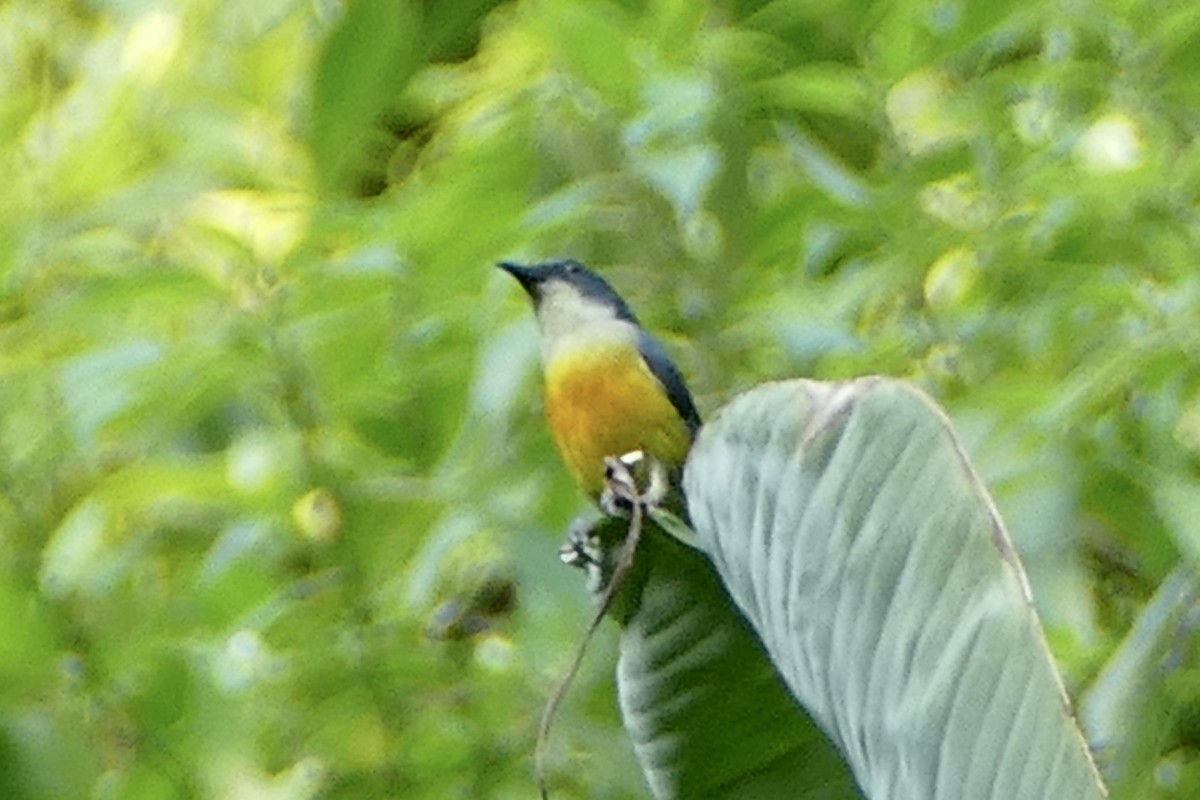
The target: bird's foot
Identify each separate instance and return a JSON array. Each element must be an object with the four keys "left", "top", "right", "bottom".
[
  {"left": 599, "top": 450, "right": 668, "bottom": 518},
  {"left": 558, "top": 517, "right": 602, "bottom": 569}
]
